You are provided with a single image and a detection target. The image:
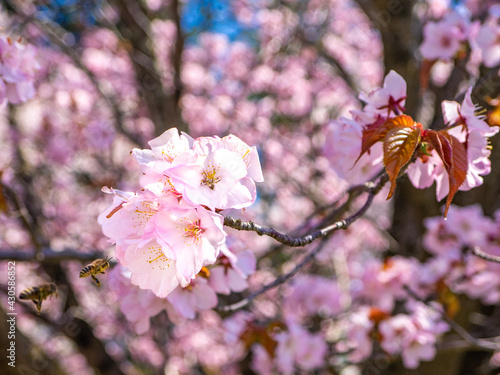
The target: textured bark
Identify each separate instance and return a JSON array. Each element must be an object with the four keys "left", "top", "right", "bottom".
[{"left": 114, "top": 0, "right": 186, "bottom": 136}]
